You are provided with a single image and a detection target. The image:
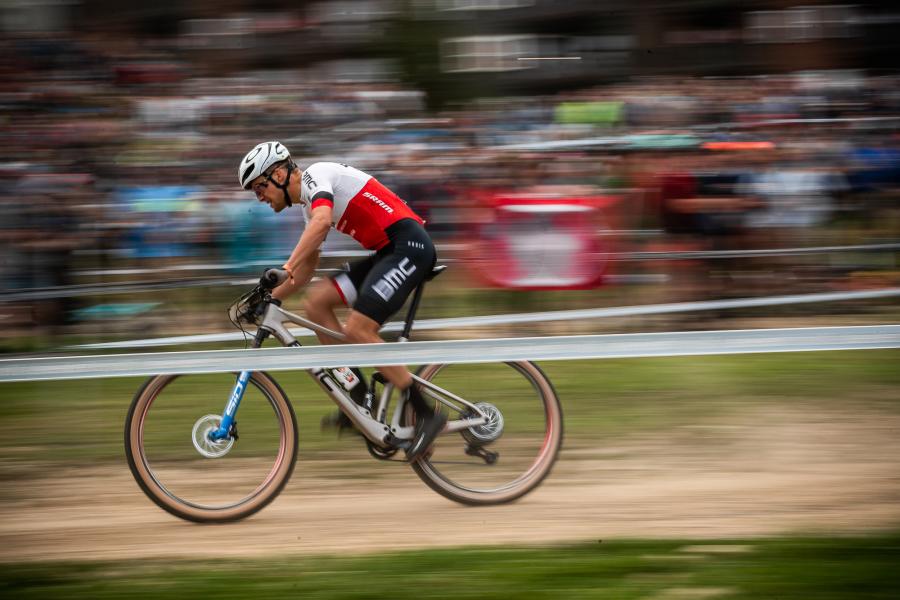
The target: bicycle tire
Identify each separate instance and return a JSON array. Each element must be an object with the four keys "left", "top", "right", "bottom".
[
  {"left": 125, "top": 371, "right": 297, "bottom": 523},
  {"left": 410, "top": 361, "right": 562, "bottom": 505}
]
